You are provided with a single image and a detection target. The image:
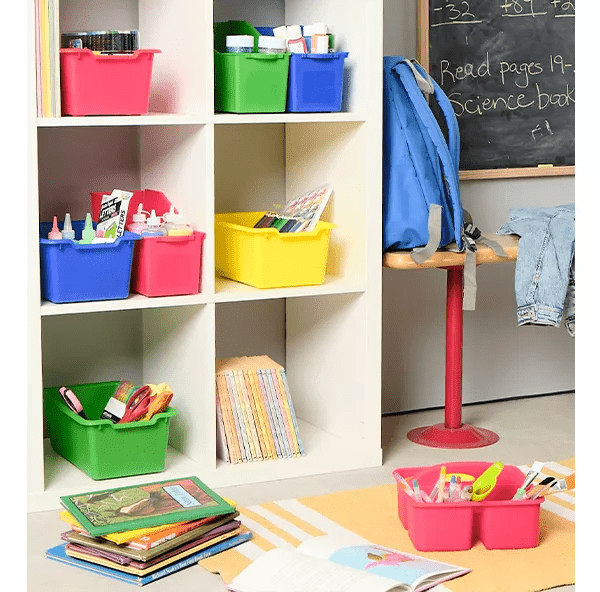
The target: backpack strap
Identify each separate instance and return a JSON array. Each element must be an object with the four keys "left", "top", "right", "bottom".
[
  {"left": 458, "top": 214, "right": 509, "bottom": 310},
  {"left": 411, "top": 204, "right": 443, "bottom": 264}
]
